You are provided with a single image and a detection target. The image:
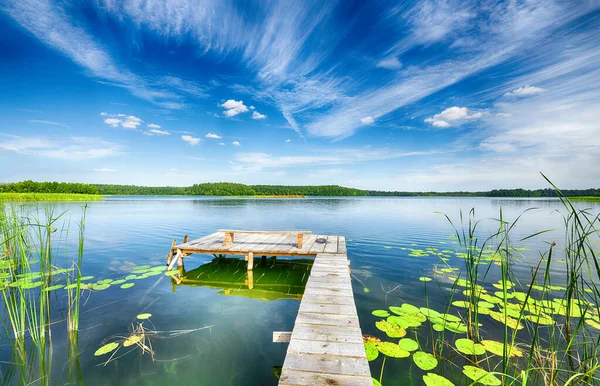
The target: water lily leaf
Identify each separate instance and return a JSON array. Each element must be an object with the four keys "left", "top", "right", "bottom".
[
  {"left": 365, "top": 342, "right": 379, "bottom": 361},
  {"left": 398, "top": 338, "right": 419, "bottom": 352},
  {"left": 455, "top": 338, "right": 486, "bottom": 355},
  {"left": 420, "top": 307, "right": 443, "bottom": 319},
  {"left": 22, "top": 281, "right": 42, "bottom": 289},
  {"left": 488, "top": 311, "right": 523, "bottom": 330},
  {"left": 111, "top": 279, "right": 126, "bottom": 285},
  {"left": 383, "top": 246, "right": 392, "bottom": 249},
  {"left": 432, "top": 324, "right": 444, "bottom": 332},
  {"left": 389, "top": 304, "right": 420, "bottom": 315},
  {"left": 376, "top": 320, "right": 407, "bottom": 338},
  {"left": 372, "top": 378, "right": 382, "bottom": 386},
  {"left": 144, "top": 270, "right": 163, "bottom": 277},
  {"left": 377, "top": 342, "right": 410, "bottom": 358},
  {"left": 137, "top": 313, "right": 152, "bottom": 320},
  {"left": 97, "top": 279, "right": 113, "bottom": 284},
  {"left": 94, "top": 342, "right": 119, "bottom": 356},
  {"left": 123, "top": 334, "right": 144, "bottom": 348},
  {"left": 423, "top": 373, "right": 454, "bottom": 386},
  {"left": 79, "top": 275, "right": 94, "bottom": 281},
  {"left": 586, "top": 319, "right": 600, "bottom": 330},
  {"left": 462, "top": 366, "right": 501, "bottom": 385},
  {"left": 441, "top": 314, "right": 461, "bottom": 323},
  {"left": 419, "top": 277, "right": 432, "bottom": 282},
  {"left": 494, "top": 291, "right": 514, "bottom": 299},
  {"left": 525, "top": 313, "right": 554, "bottom": 325},
  {"left": 92, "top": 283, "right": 111, "bottom": 291},
  {"left": 388, "top": 315, "right": 423, "bottom": 329},
  {"left": 372, "top": 310, "right": 390, "bottom": 317},
  {"left": 125, "top": 275, "right": 137, "bottom": 280},
  {"left": 43, "top": 284, "right": 64, "bottom": 291},
  {"left": 165, "top": 270, "right": 179, "bottom": 277},
  {"left": 413, "top": 351, "right": 438, "bottom": 371},
  {"left": 481, "top": 340, "right": 523, "bottom": 357},
  {"left": 452, "top": 301, "right": 471, "bottom": 308},
  {"left": 363, "top": 287, "right": 370, "bottom": 293},
  {"left": 120, "top": 283, "right": 135, "bottom": 289}
]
